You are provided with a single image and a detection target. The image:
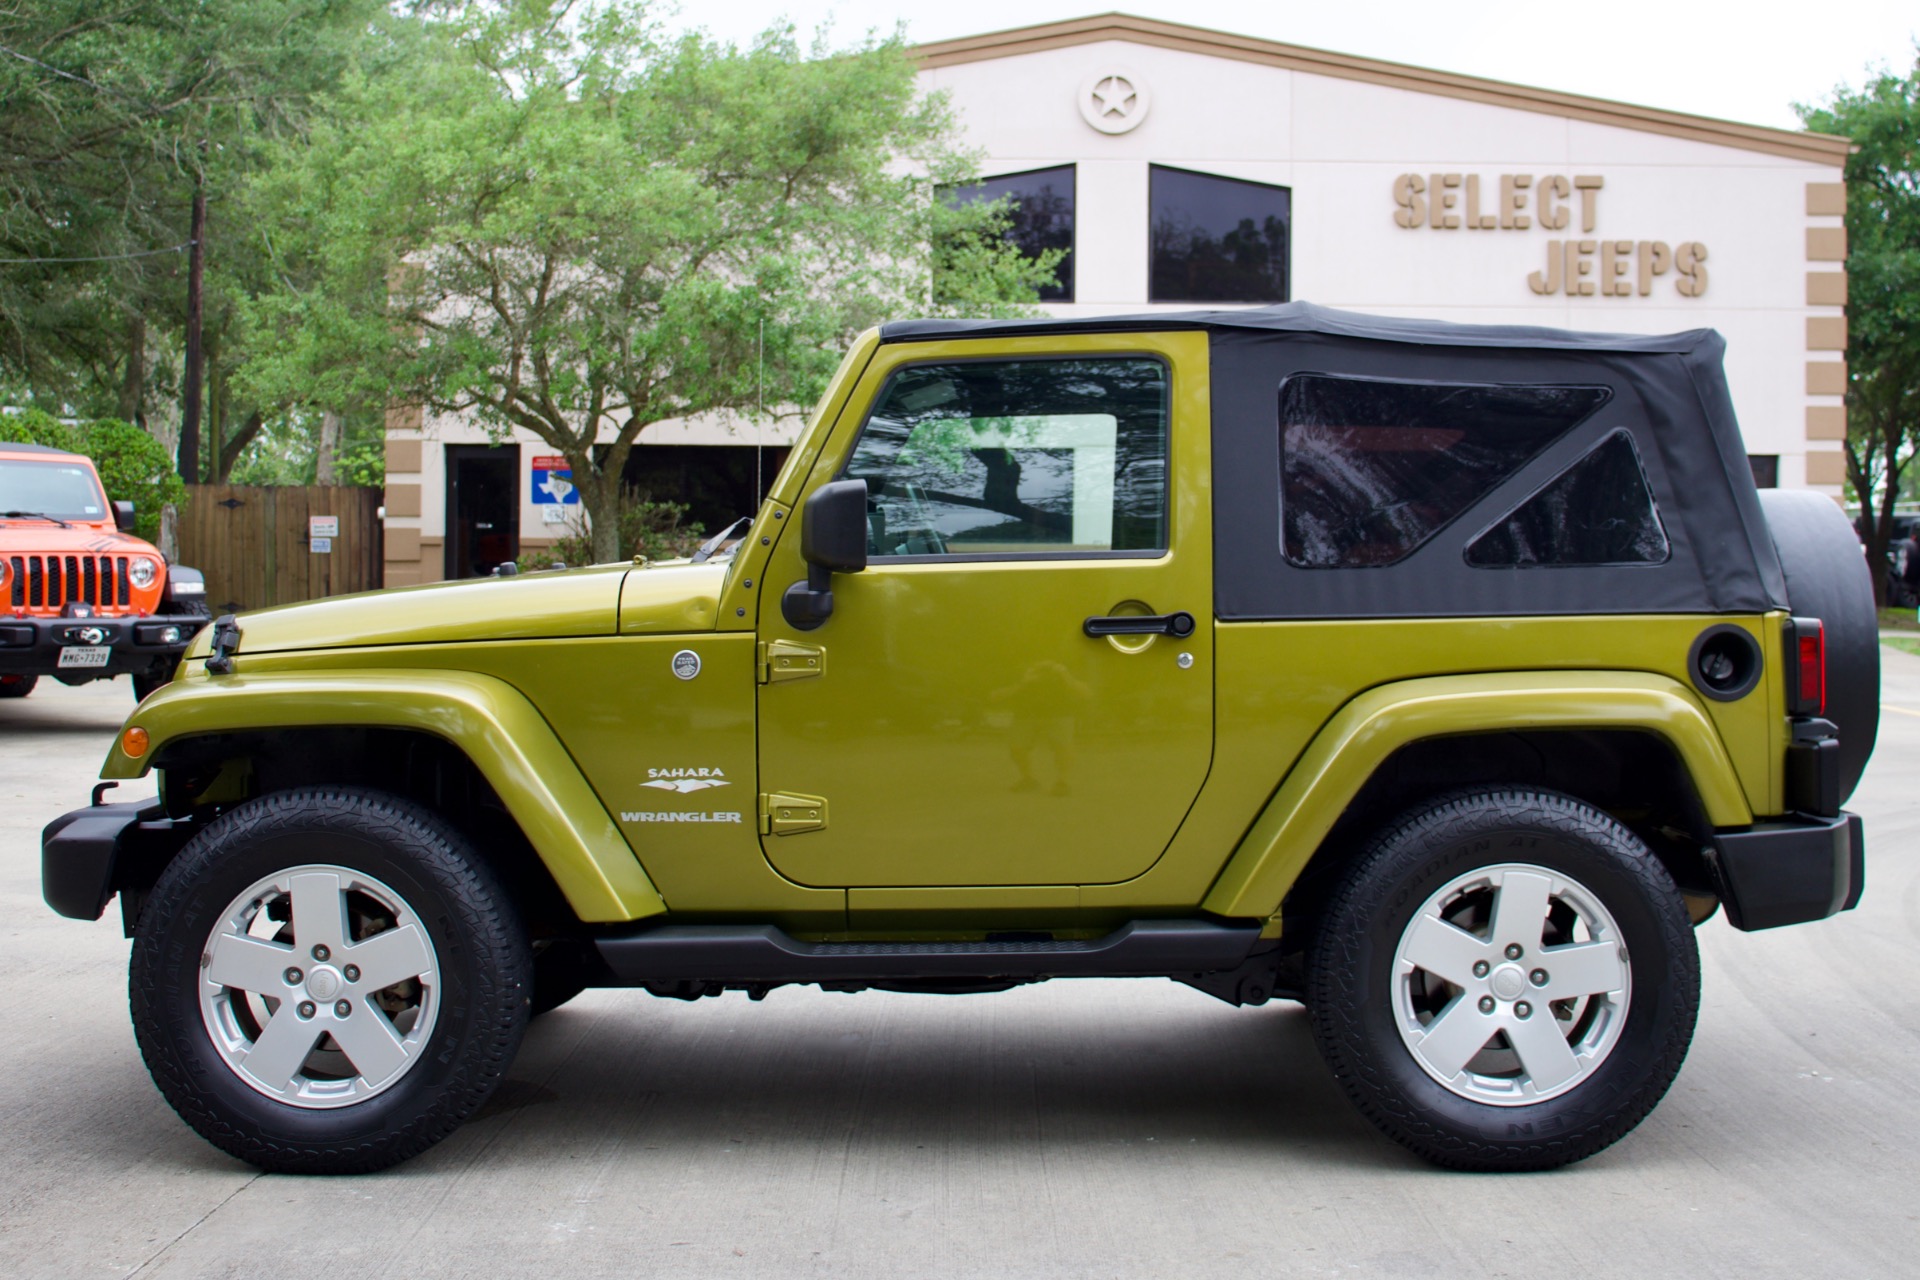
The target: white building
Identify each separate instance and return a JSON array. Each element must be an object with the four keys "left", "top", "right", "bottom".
[{"left": 381, "top": 13, "right": 1848, "bottom": 585}]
